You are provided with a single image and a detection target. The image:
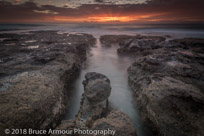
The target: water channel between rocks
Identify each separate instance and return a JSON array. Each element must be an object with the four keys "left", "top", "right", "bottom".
[{"left": 65, "top": 37, "right": 152, "bottom": 136}]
